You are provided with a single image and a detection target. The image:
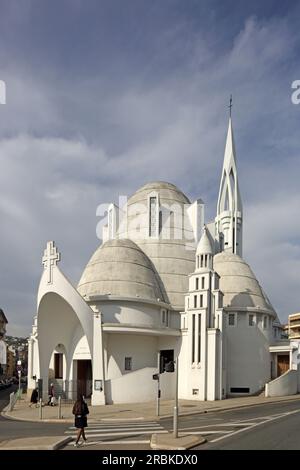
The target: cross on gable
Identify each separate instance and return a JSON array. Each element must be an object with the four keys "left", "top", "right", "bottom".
[{"left": 42, "top": 241, "right": 60, "bottom": 284}]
